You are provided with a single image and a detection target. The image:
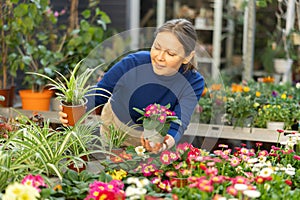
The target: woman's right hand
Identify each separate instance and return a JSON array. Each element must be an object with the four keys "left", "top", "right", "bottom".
[{"left": 58, "top": 105, "right": 69, "bottom": 126}]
